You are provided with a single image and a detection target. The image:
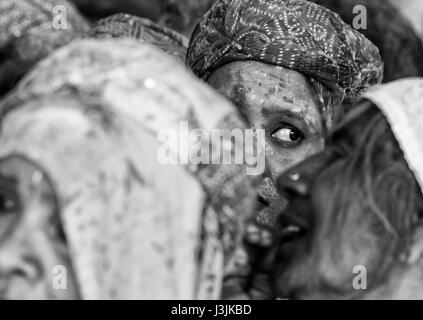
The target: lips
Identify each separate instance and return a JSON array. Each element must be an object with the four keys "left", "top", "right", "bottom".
[
  {"left": 277, "top": 209, "right": 308, "bottom": 242},
  {"left": 271, "top": 212, "right": 308, "bottom": 299},
  {"left": 272, "top": 204, "right": 310, "bottom": 295}
]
